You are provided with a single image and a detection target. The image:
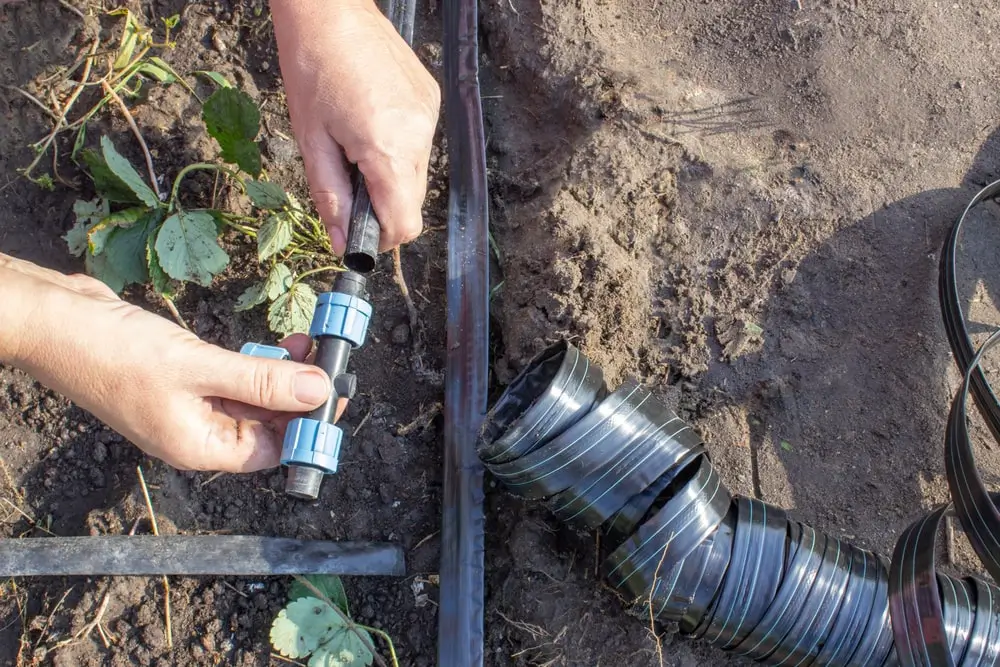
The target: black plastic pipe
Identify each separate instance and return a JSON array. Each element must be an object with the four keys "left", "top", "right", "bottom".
[
  {"left": 342, "top": 0, "right": 420, "bottom": 273},
  {"left": 476, "top": 174, "right": 1000, "bottom": 664},
  {"left": 0, "top": 536, "right": 406, "bottom": 576},
  {"left": 439, "top": 0, "right": 489, "bottom": 665}
]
